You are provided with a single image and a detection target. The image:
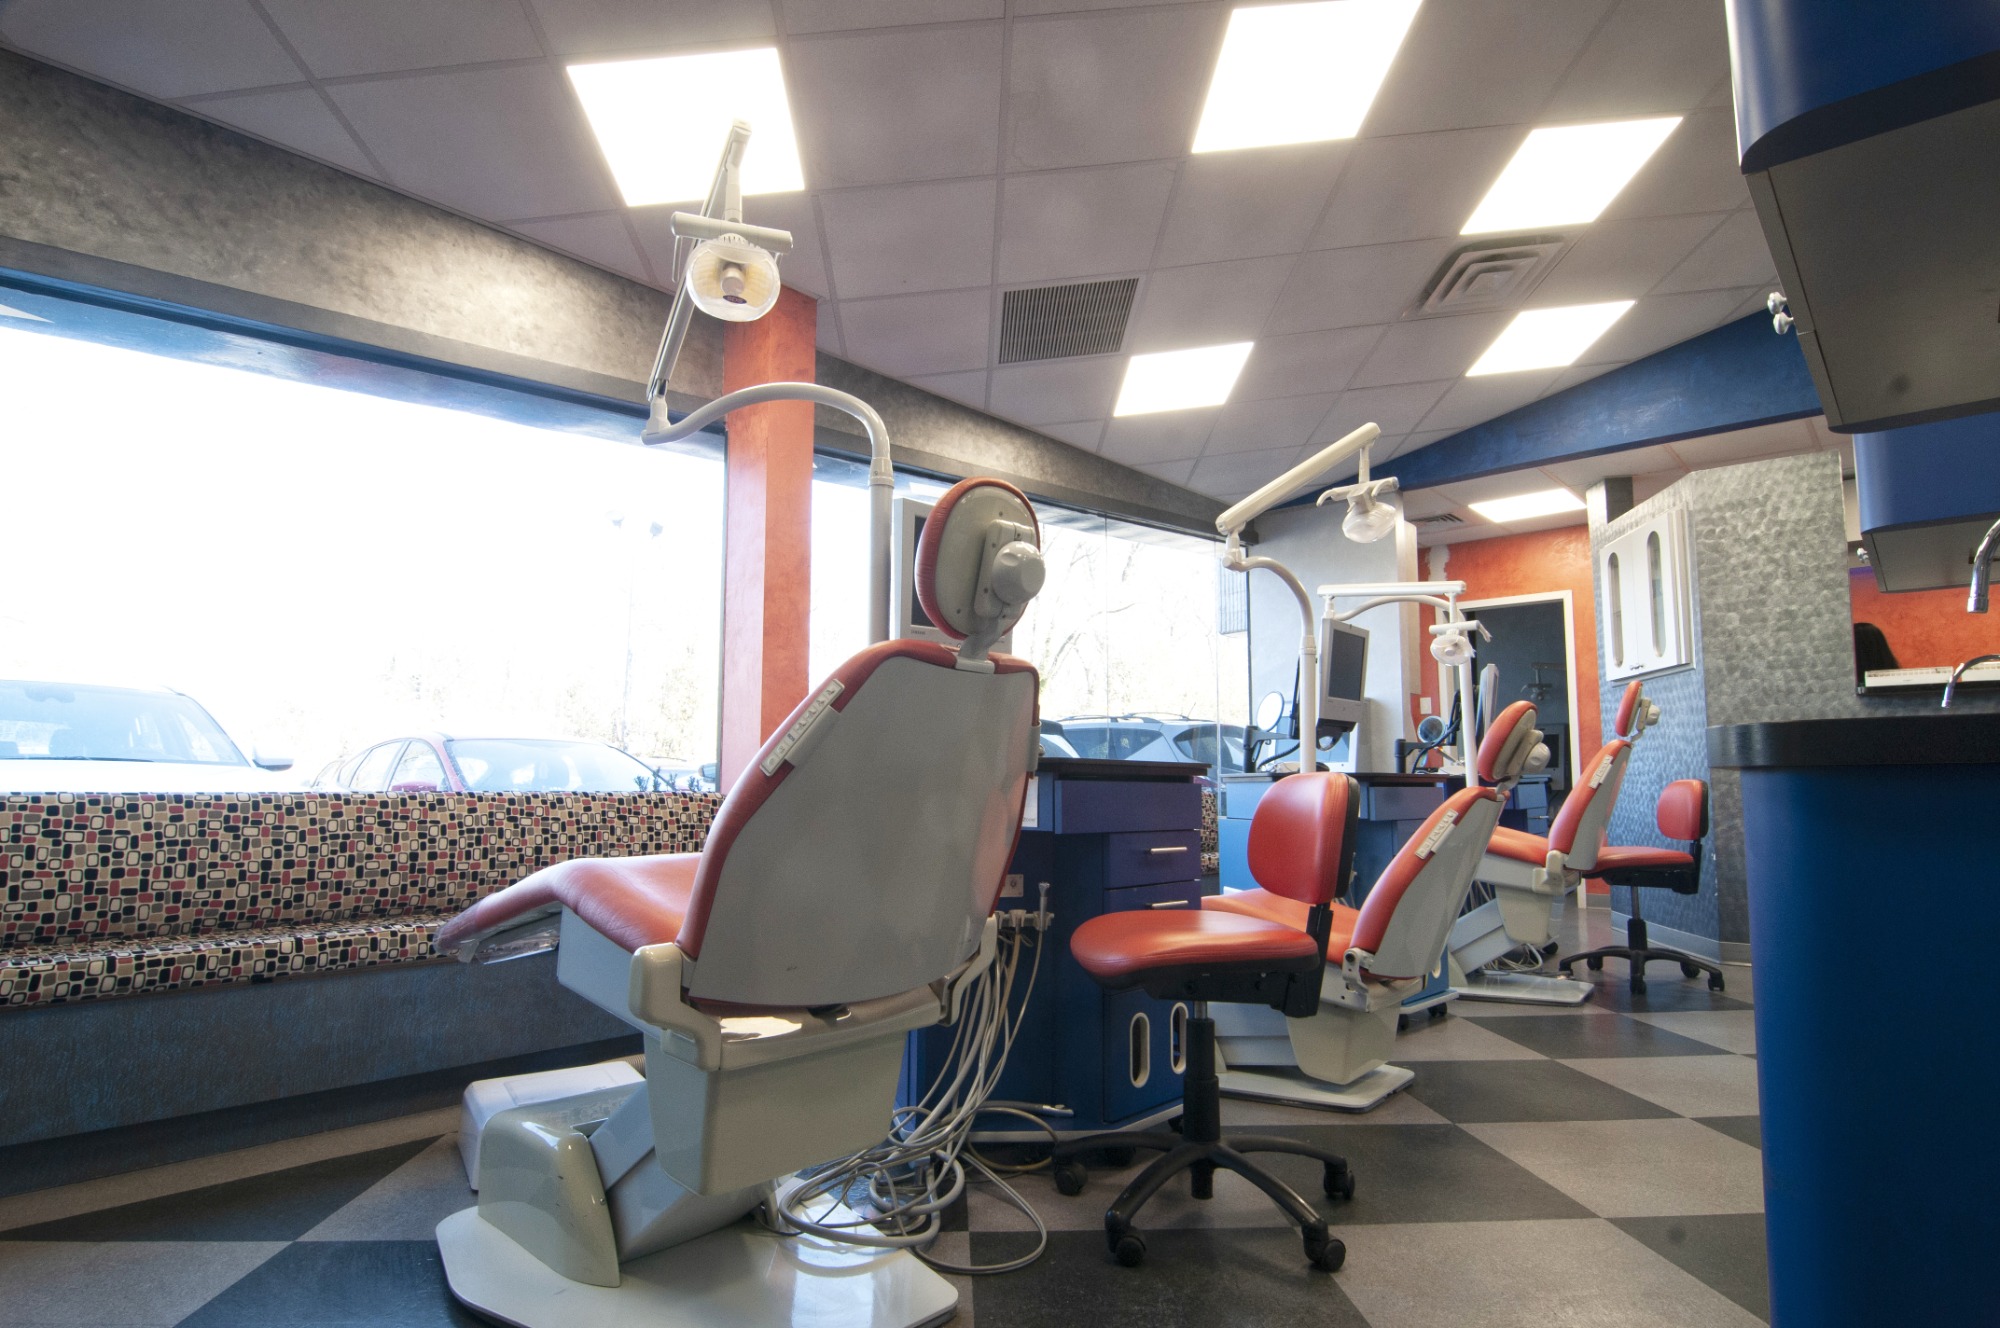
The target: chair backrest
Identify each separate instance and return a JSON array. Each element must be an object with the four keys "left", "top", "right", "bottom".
[
  {"left": 1247, "top": 772, "right": 1359, "bottom": 907},
  {"left": 1657, "top": 778, "right": 1708, "bottom": 843},
  {"left": 1547, "top": 737, "right": 1632, "bottom": 870},
  {"left": 1476, "top": 700, "right": 1545, "bottom": 790},
  {"left": 1353, "top": 784, "right": 1505, "bottom": 979},
  {"left": 675, "top": 477, "right": 1045, "bottom": 1008}
]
